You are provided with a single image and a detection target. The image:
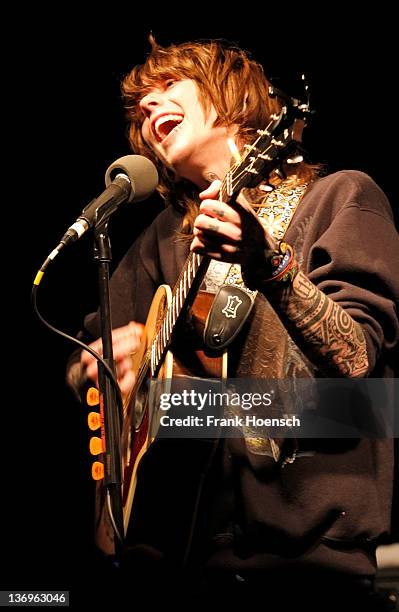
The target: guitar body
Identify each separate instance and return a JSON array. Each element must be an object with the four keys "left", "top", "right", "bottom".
[{"left": 95, "top": 287, "right": 226, "bottom": 554}]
